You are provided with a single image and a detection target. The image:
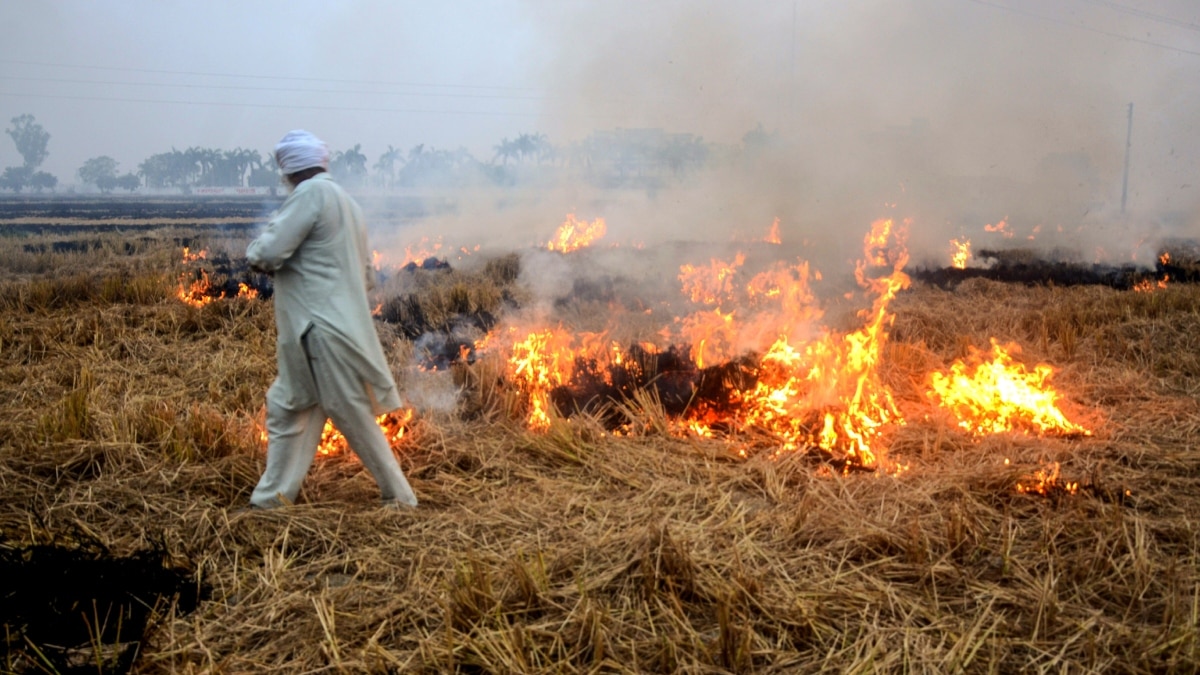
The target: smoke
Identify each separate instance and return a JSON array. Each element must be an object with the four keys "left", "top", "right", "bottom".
[{"left": 515, "top": 0, "right": 1200, "bottom": 266}]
